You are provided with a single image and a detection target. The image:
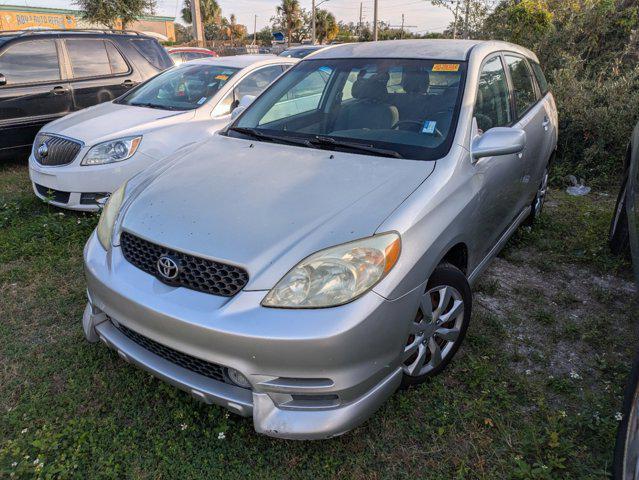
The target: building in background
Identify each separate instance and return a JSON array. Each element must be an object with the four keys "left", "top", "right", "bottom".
[{"left": 0, "top": 4, "right": 175, "bottom": 41}]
